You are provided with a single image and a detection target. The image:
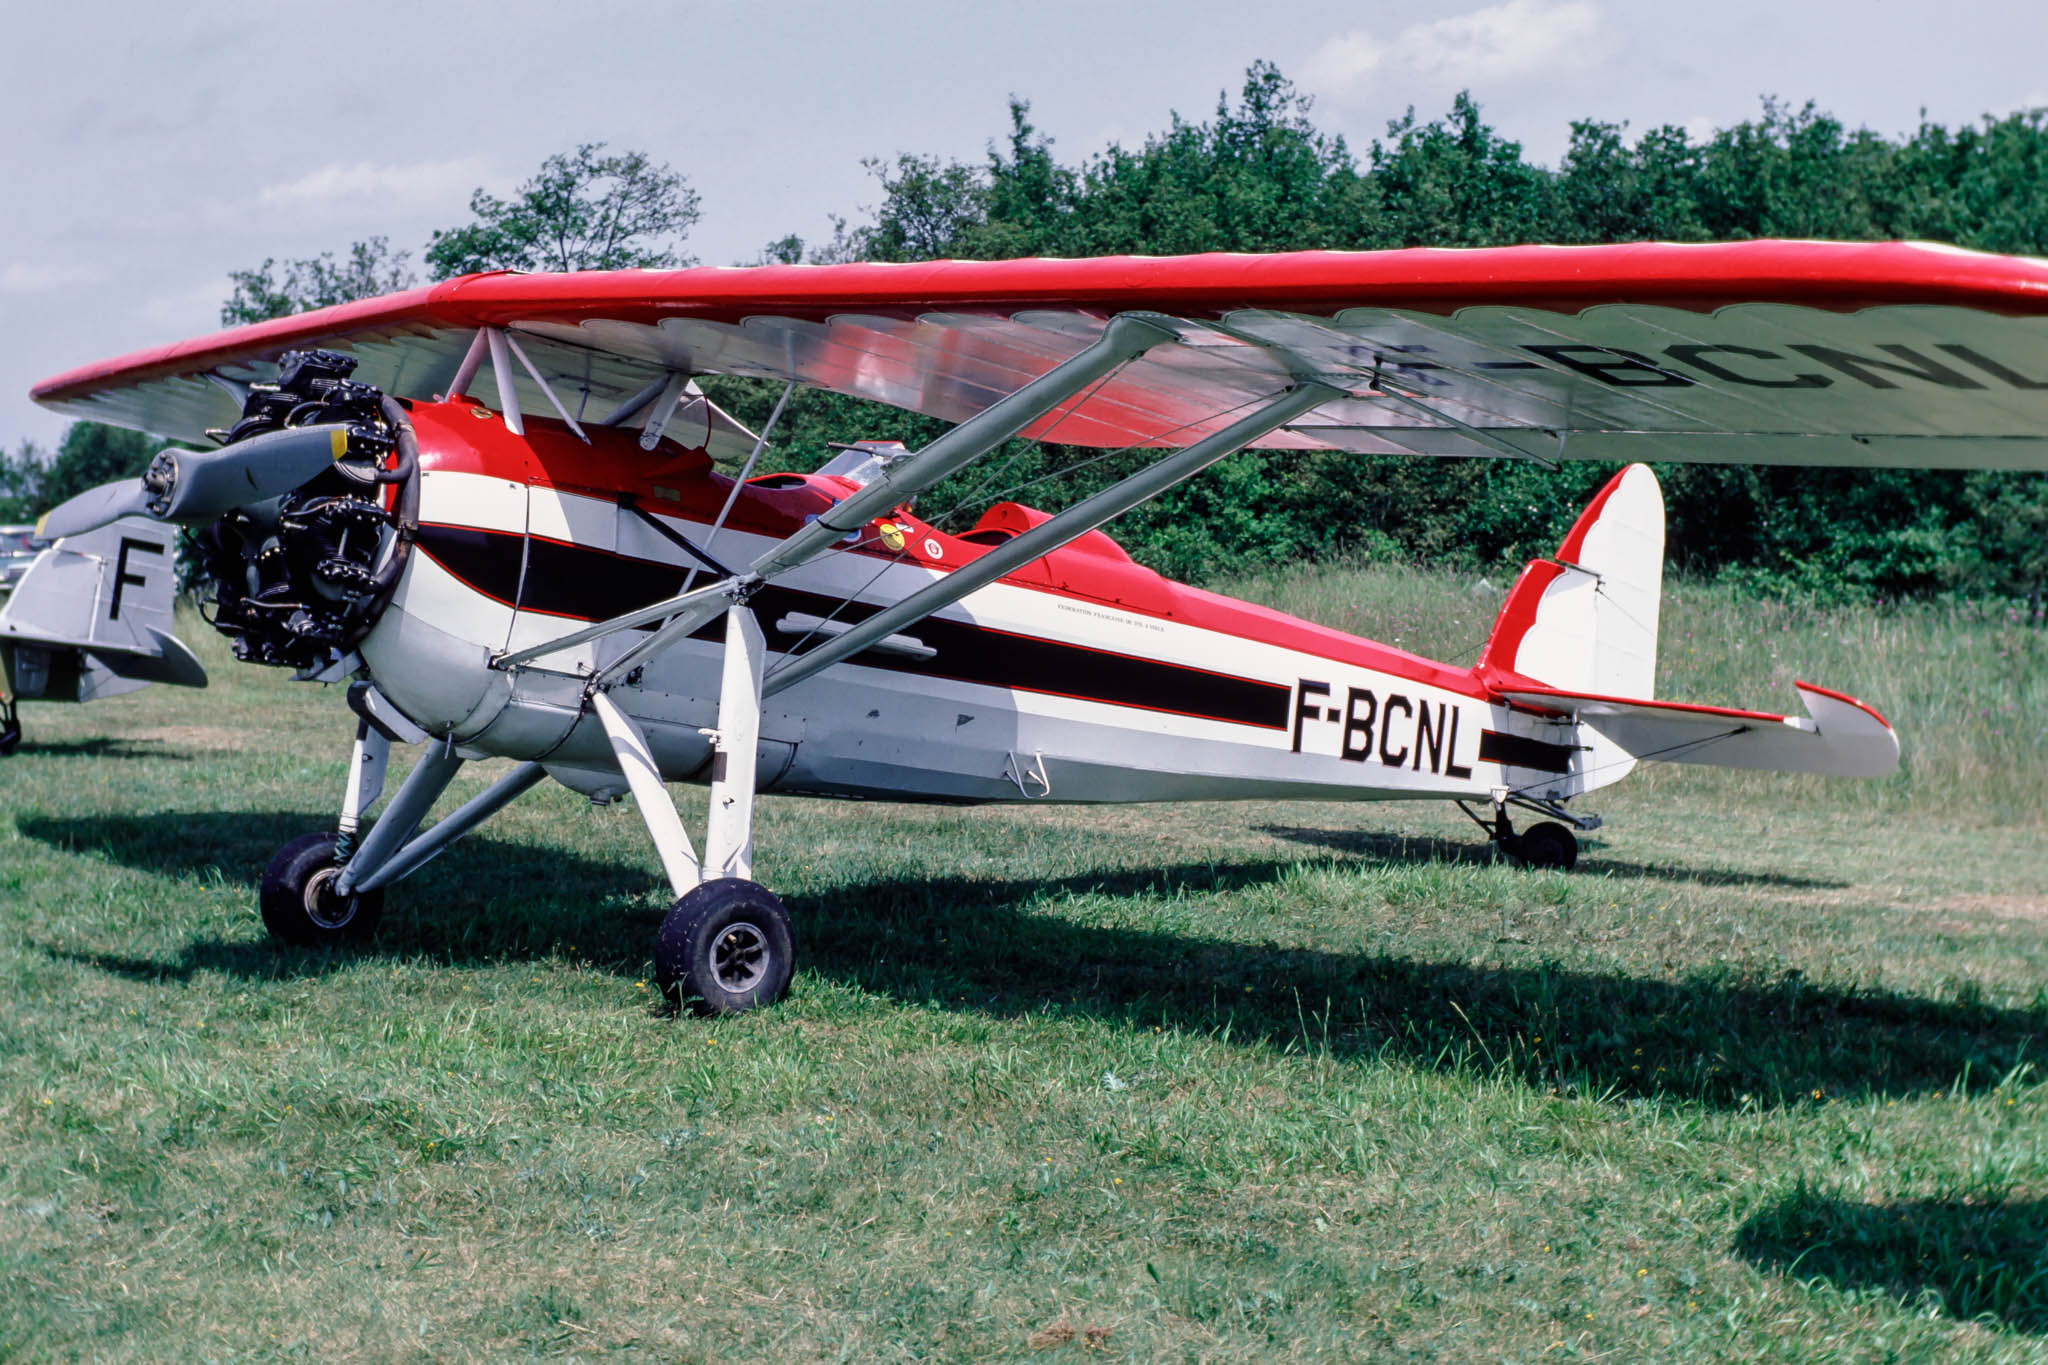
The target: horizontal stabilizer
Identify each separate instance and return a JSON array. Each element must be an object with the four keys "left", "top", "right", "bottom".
[
  {"left": 1498, "top": 681, "right": 1899, "bottom": 778},
  {"left": 92, "top": 627, "right": 208, "bottom": 688}
]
